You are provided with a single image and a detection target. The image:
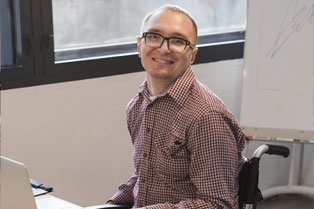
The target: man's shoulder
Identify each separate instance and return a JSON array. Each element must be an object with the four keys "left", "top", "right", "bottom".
[
  {"left": 126, "top": 94, "right": 141, "bottom": 113},
  {"left": 188, "top": 80, "right": 228, "bottom": 114}
]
